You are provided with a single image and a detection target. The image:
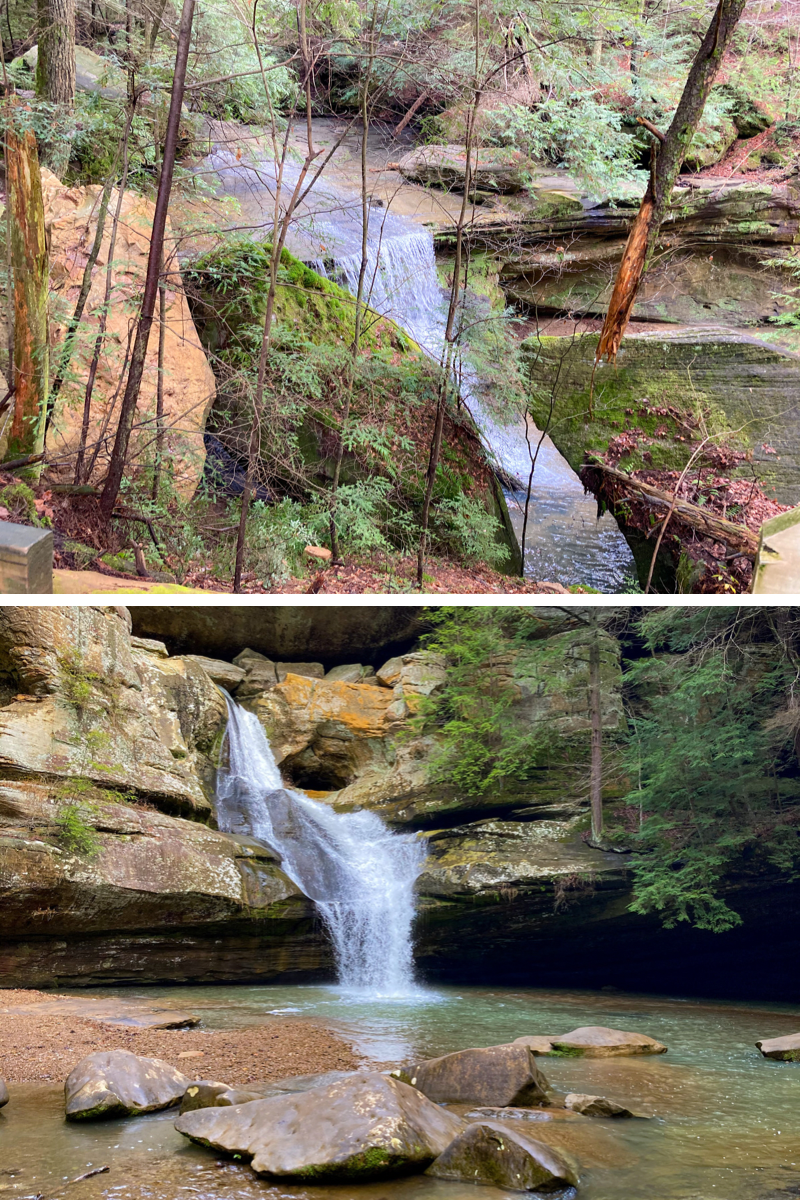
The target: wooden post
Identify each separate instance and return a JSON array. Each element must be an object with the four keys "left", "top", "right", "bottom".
[{"left": 6, "top": 104, "right": 48, "bottom": 479}]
